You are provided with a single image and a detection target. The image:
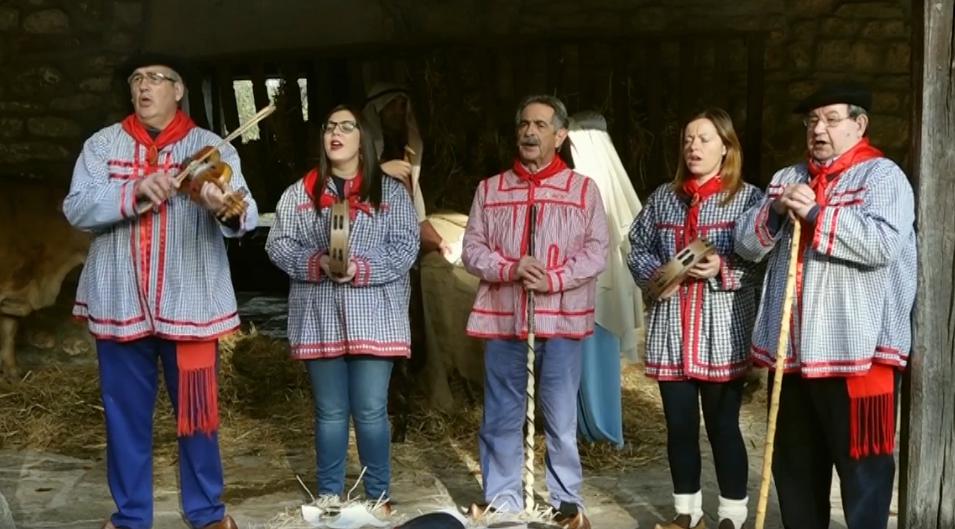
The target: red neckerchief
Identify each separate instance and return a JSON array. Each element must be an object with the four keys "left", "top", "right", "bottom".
[
  {"left": 680, "top": 175, "right": 723, "bottom": 248},
  {"left": 806, "top": 138, "right": 883, "bottom": 206},
  {"left": 803, "top": 139, "right": 891, "bottom": 459},
  {"left": 303, "top": 168, "right": 373, "bottom": 220},
  {"left": 677, "top": 175, "right": 722, "bottom": 364},
  {"left": 795, "top": 139, "right": 883, "bottom": 303},
  {"left": 121, "top": 110, "right": 195, "bottom": 169},
  {"left": 512, "top": 156, "right": 568, "bottom": 186}
]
